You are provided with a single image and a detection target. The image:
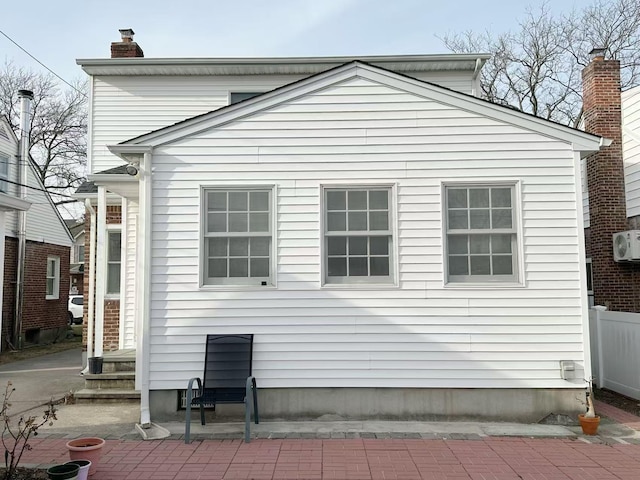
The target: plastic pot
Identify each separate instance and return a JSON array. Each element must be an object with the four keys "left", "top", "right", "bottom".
[
  {"left": 47, "top": 463, "right": 79, "bottom": 479},
  {"left": 87, "top": 357, "right": 103, "bottom": 374},
  {"left": 66, "top": 459, "right": 91, "bottom": 480},
  {"left": 66, "top": 437, "right": 105, "bottom": 476}
]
